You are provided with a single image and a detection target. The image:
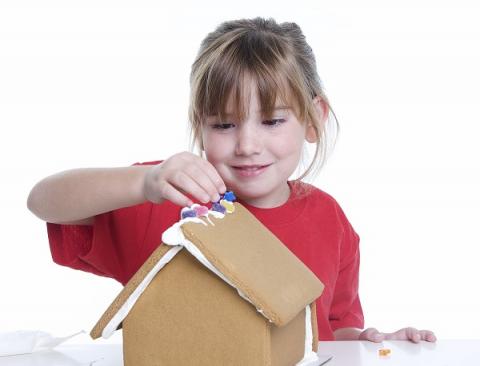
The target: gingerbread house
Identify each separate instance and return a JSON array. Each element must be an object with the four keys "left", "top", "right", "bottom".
[{"left": 90, "top": 201, "right": 324, "bottom": 366}]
